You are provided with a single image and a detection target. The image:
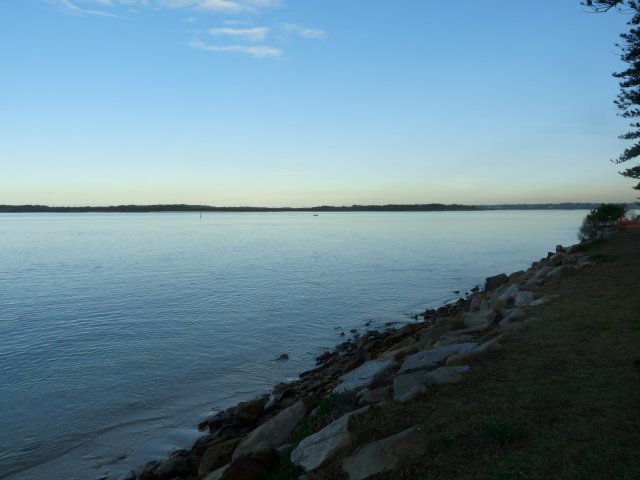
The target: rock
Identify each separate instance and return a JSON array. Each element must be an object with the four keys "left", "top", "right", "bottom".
[
  {"left": 418, "top": 317, "right": 466, "bottom": 348},
  {"left": 358, "top": 386, "right": 392, "bottom": 405},
  {"left": 154, "top": 454, "right": 190, "bottom": 478},
  {"left": 138, "top": 460, "right": 160, "bottom": 480},
  {"left": 378, "top": 337, "right": 418, "bottom": 361},
  {"left": 342, "top": 426, "right": 427, "bottom": 480},
  {"left": 431, "top": 333, "right": 475, "bottom": 348},
  {"left": 291, "top": 406, "right": 369, "bottom": 472},
  {"left": 221, "top": 451, "right": 278, "bottom": 480},
  {"left": 499, "top": 308, "right": 525, "bottom": 326},
  {"left": 469, "top": 295, "right": 484, "bottom": 312},
  {"left": 423, "top": 365, "right": 470, "bottom": 385},
  {"left": 202, "top": 464, "right": 228, "bottom": 480},
  {"left": 485, "top": 273, "right": 508, "bottom": 291},
  {"left": 278, "top": 353, "right": 289, "bottom": 360},
  {"left": 514, "top": 291, "right": 534, "bottom": 307},
  {"left": 229, "top": 397, "right": 267, "bottom": 424},
  {"left": 556, "top": 244, "right": 564, "bottom": 253},
  {"left": 447, "top": 336, "right": 503, "bottom": 364},
  {"left": 525, "top": 266, "right": 553, "bottom": 286},
  {"left": 114, "top": 472, "right": 136, "bottom": 480},
  {"left": 232, "top": 400, "right": 308, "bottom": 460},
  {"left": 393, "top": 370, "right": 429, "bottom": 403},
  {"left": 334, "top": 359, "right": 399, "bottom": 393},
  {"left": 400, "top": 343, "right": 476, "bottom": 373},
  {"left": 199, "top": 438, "right": 242, "bottom": 476},
  {"left": 508, "top": 270, "right": 525, "bottom": 283},
  {"left": 530, "top": 295, "right": 559, "bottom": 306},
  {"left": 546, "top": 265, "right": 569, "bottom": 278},
  {"left": 462, "top": 308, "right": 496, "bottom": 330},
  {"left": 498, "top": 283, "right": 519, "bottom": 302},
  {"left": 549, "top": 252, "right": 565, "bottom": 266}
]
